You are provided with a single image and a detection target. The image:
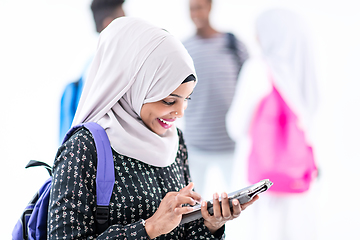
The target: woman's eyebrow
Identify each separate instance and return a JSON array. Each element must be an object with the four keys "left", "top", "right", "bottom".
[
  {"left": 169, "top": 91, "right": 193, "bottom": 99},
  {"left": 169, "top": 93, "right": 183, "bottom": 98}
]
